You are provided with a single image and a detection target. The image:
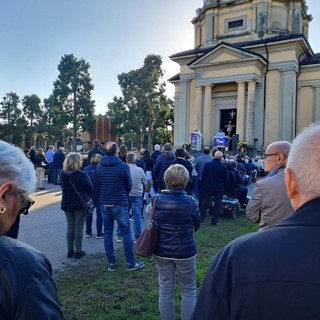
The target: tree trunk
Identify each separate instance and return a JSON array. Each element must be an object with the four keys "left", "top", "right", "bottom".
[
  {"left": 147, "top": 121, "right": 153, "bottom": 151},
  {"left": 73, "top": 91, "right": 77, "bottom": 152}
]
